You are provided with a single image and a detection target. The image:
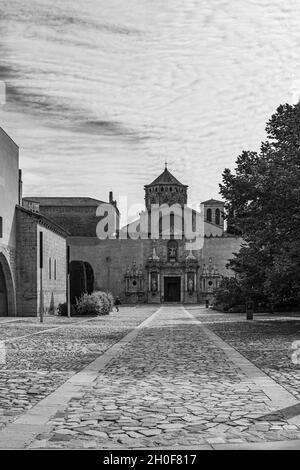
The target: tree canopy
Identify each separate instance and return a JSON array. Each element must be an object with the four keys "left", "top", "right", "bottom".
[{"left": 219, "top": 103, "right": 300, "bottom": 309}]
